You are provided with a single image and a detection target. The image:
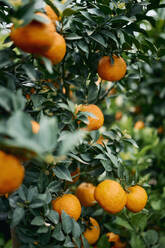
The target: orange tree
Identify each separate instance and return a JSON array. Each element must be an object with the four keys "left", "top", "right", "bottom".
[{"left": 0, "top": 0, "right": 164, "bottom": 247}]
